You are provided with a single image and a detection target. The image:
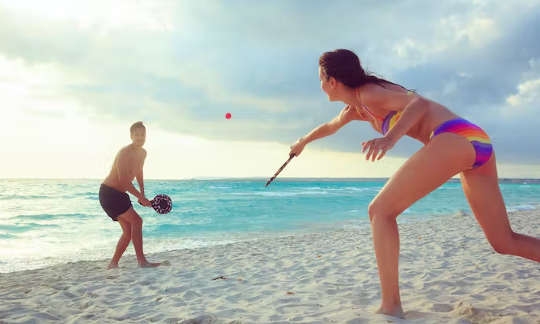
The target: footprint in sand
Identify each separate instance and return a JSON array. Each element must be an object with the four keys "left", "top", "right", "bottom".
[
  {"left": 276, "top": 303, "right": 323, "bottom": 315},
  {"left": 430, "top": 303, "right": 453, "bottom": 312},
  {"left": 451, "top": 301, "right": 502, "bottom": 323},
  {"left": 177, "top": 314, "right": 218, "bottom": 323}
]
